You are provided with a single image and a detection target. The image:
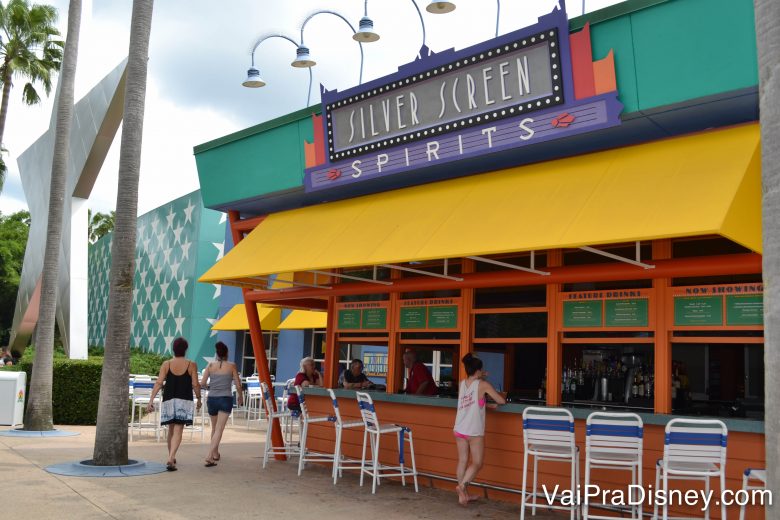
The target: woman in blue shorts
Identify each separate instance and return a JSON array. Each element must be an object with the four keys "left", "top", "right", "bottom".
[{"left": 200, "top": 342, "right": 243, "bottom": 467}]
